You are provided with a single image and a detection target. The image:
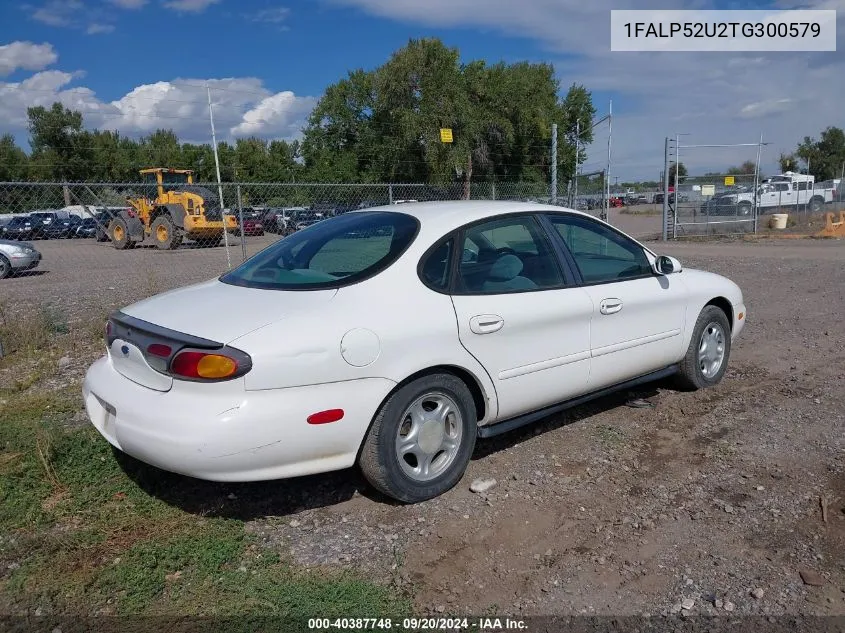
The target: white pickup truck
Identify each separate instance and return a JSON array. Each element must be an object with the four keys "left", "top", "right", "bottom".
[{"left": 702, "top": 172, "right": 834, "bottom": 216}]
